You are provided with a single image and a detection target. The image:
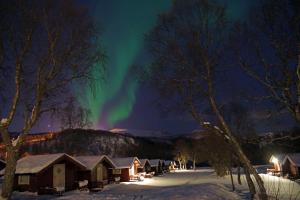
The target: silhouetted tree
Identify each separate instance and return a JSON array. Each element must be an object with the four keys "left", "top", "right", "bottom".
[
  {"left": 174, "top": 139, "right": 189, "bottom": 169},
  {"left": 59, "top": 96, "right": 92, "bottom": 130},
  {"left": 147, "top": 0, "right": 267, "bottom": 198},
  {"left": 0, "top": 0, "right": 104, "bottom": 198},
  {"left": 236, "top": 0, "right": 300, "bottom": 124}
]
